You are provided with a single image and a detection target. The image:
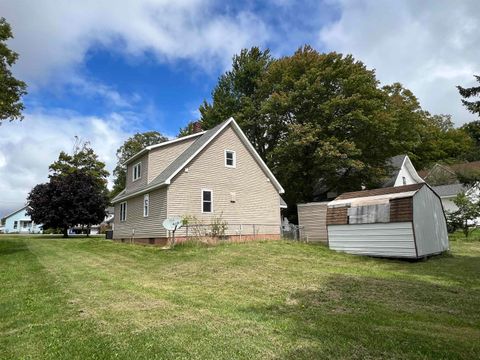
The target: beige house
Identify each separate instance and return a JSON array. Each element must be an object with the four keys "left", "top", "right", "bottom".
[{"left": 111, "top": 118, "right": 285, "bottom": 244}]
